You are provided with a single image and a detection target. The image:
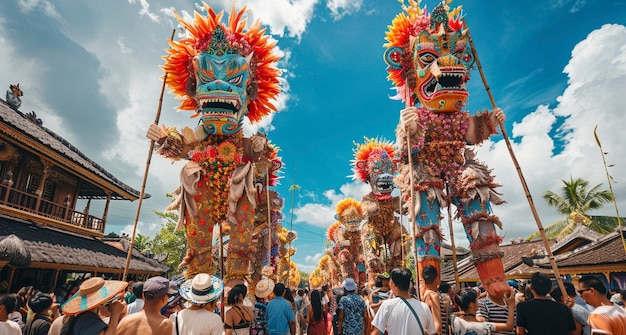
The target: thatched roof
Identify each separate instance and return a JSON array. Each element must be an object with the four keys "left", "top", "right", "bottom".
[
  {"left": 0, "top": 215, "right": 168, "bottom": 274},
  {"left": 0, "top": 234, "right": 31, "bottom": 267}
]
